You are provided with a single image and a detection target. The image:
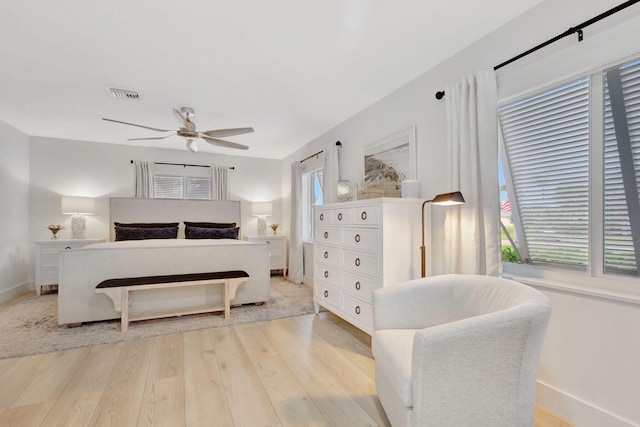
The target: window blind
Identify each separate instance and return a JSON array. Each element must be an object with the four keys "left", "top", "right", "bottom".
[
  {"left": 187, "top": 177, "right": 212, "bottom": 200},
  {"left": 499, "top": 78, "right": 590, "bottom": 267},
  {"left": 603, "top": 59, "right": 640, "bottom": 274},
  {"left": 154, "top": 176, "right": 183, "bottom": 199}
]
